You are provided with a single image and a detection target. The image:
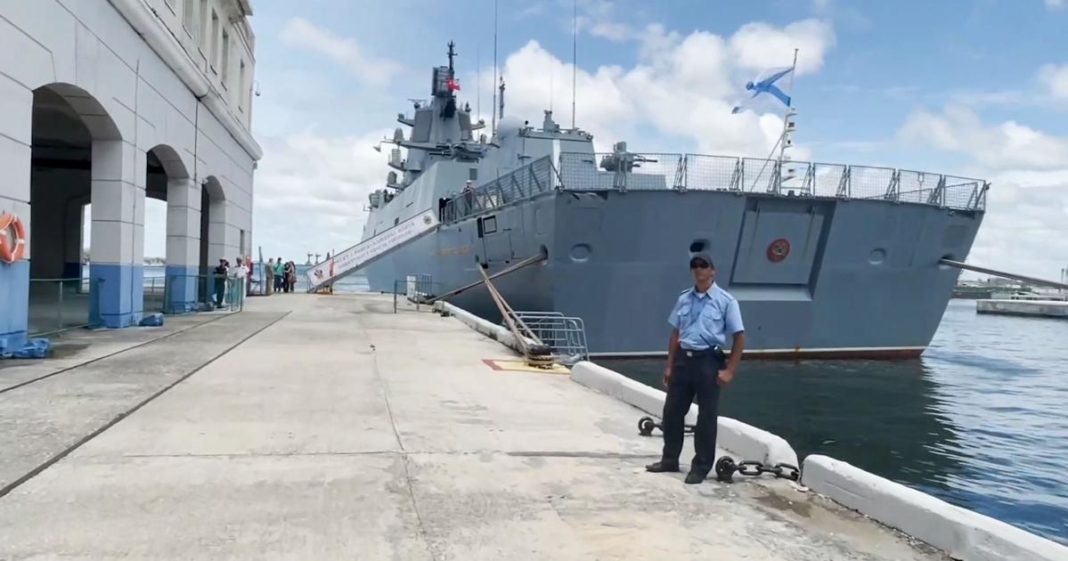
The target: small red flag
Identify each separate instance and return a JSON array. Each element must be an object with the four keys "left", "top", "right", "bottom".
[{"left": 447, "top": 77, "right": 460, "bottom": 91}]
